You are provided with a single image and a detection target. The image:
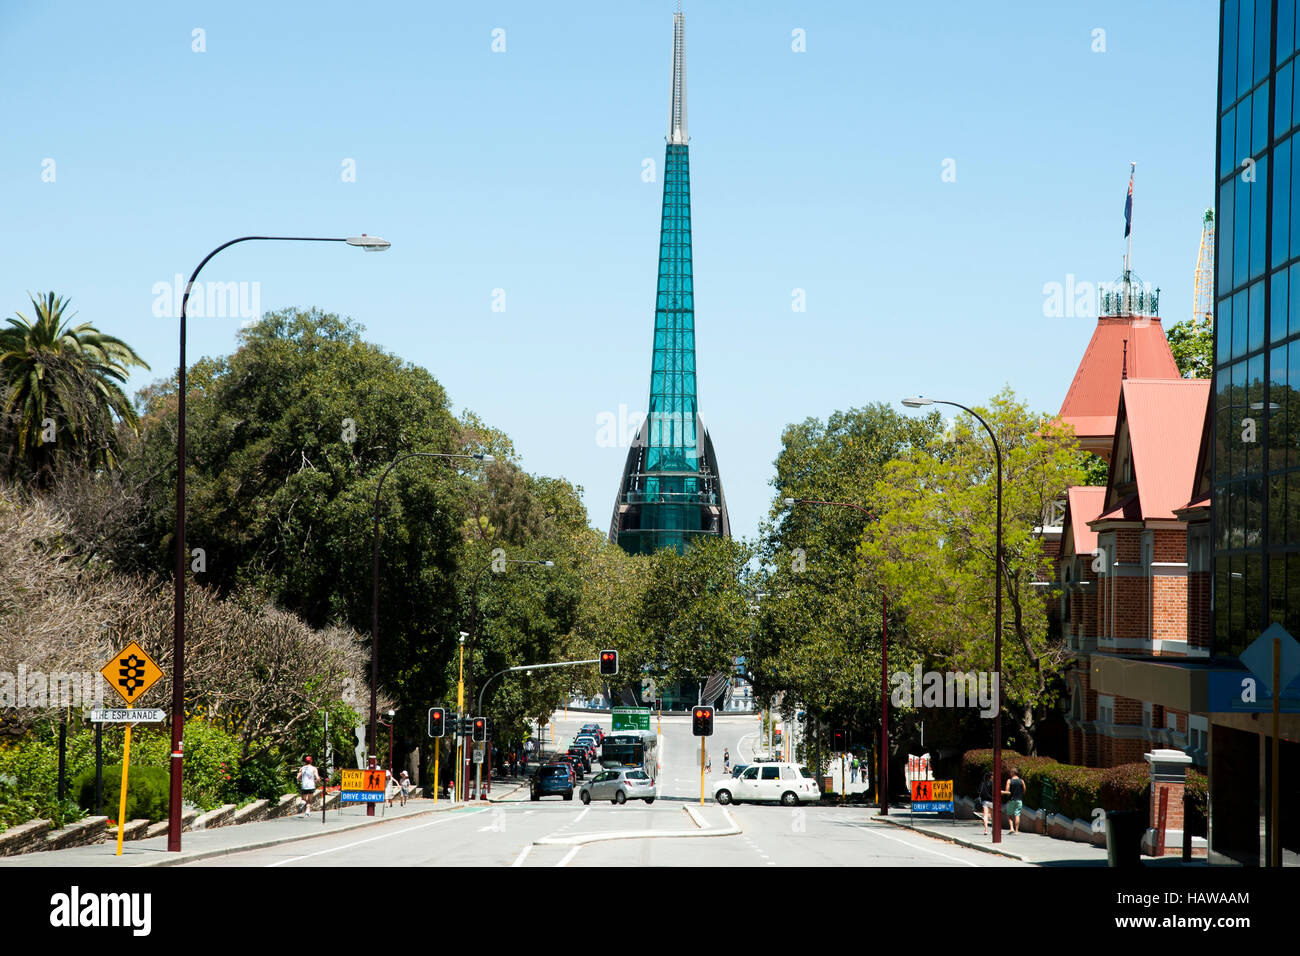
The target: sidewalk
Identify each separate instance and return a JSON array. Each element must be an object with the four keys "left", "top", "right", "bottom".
[
  {"left": 878, "top": 811, "right": 1107, "bottom": 863},
  {"left": 0, "top": 795, "right": 478, "bottom": 868},
  {"left": 876, "top": 811, "right": 1203, "bottom": 866}
]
